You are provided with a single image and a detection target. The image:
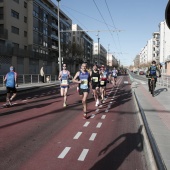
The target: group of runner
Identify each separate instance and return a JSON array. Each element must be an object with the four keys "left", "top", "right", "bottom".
[
  {"left": 59, "top": 62, "right": 118, "bottom": 119},
  {"left": 3, "top": 64, "right": 118, "bottom": 119}
]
